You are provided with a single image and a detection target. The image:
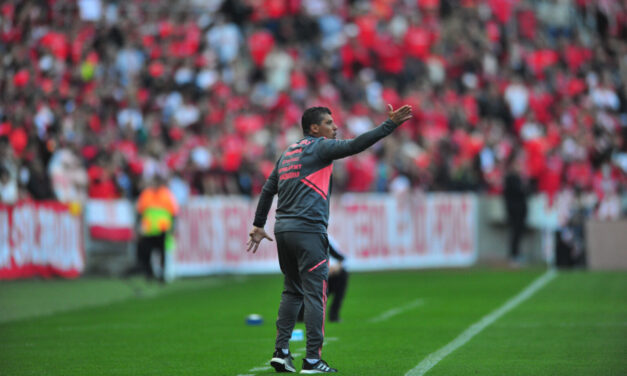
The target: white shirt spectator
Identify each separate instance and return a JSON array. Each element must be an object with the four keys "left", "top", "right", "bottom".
[
  {"left": 163, "top": 91, "right": 183, "bottom": 119},
  {"left": 520, "top": 120, "right": 543, "bottom": 141},
  {"left": 47, "top": 148, "right": 88, "bottom": 203},
  {"left": 196, "top": 69, "right": 219, "bottom": 91},
  {"left": 117, "top": 107, "right": 143, "bottom": 130},
  {"left": 426, "top": 56, "right": 445, "bottom": 85},
  {"left": 590, "top": 86, "right": 620, "bottom": 110},
  {"left": 142, "top": 157, "right": 169, "bottom": 183},
  {"left": 537, "top": 0, "right": 574, "bottom": 29},
  {"left": 264, "top": 49, "right": 294, "bottom": 92},
  {"left": 365, "top": 80, "right": 384, "bottom": 110},
  {"left": 174, "top": 66, "right": 195, "bottom": 86},
  {"left": 389, "top": 174, "right": 411, "bottom": 194},
  {"left": 479, "top": 147, "right": 496, "bottom": 173},
  {"left": 191, "top": 146, "right": 212, "bottom": 170},
  {"left": 319, "top": 14, "right": 345, "bottom": 50},
  {"left": 302, "top": 0, "right": 329, "bottom": 16},
  {"left": 346, "top": 115, "right": 374, "bottom": 136},
  {"left": 34, "top": 105, "right": 54, "bottom": 139},
  {"left": 169, "top": 174, "right": 190, "bottom": 207},
  {"left": 505, "top": 82, "right": 529, "bottom": 118},
  {"left": 115, "top": 46, "right": 145, "bottom": 83},
  {"left": 0, "top": 168, "right": 18, "bottom": 204},
  {"left": 207, "top": 21, "right": 242, "bottom": 64},
  {"left": 78, "top": 0, "right": 102, "bottom": 21},
  {"left": 173, "top": 103, "right": 200, "bottom": 128}
]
